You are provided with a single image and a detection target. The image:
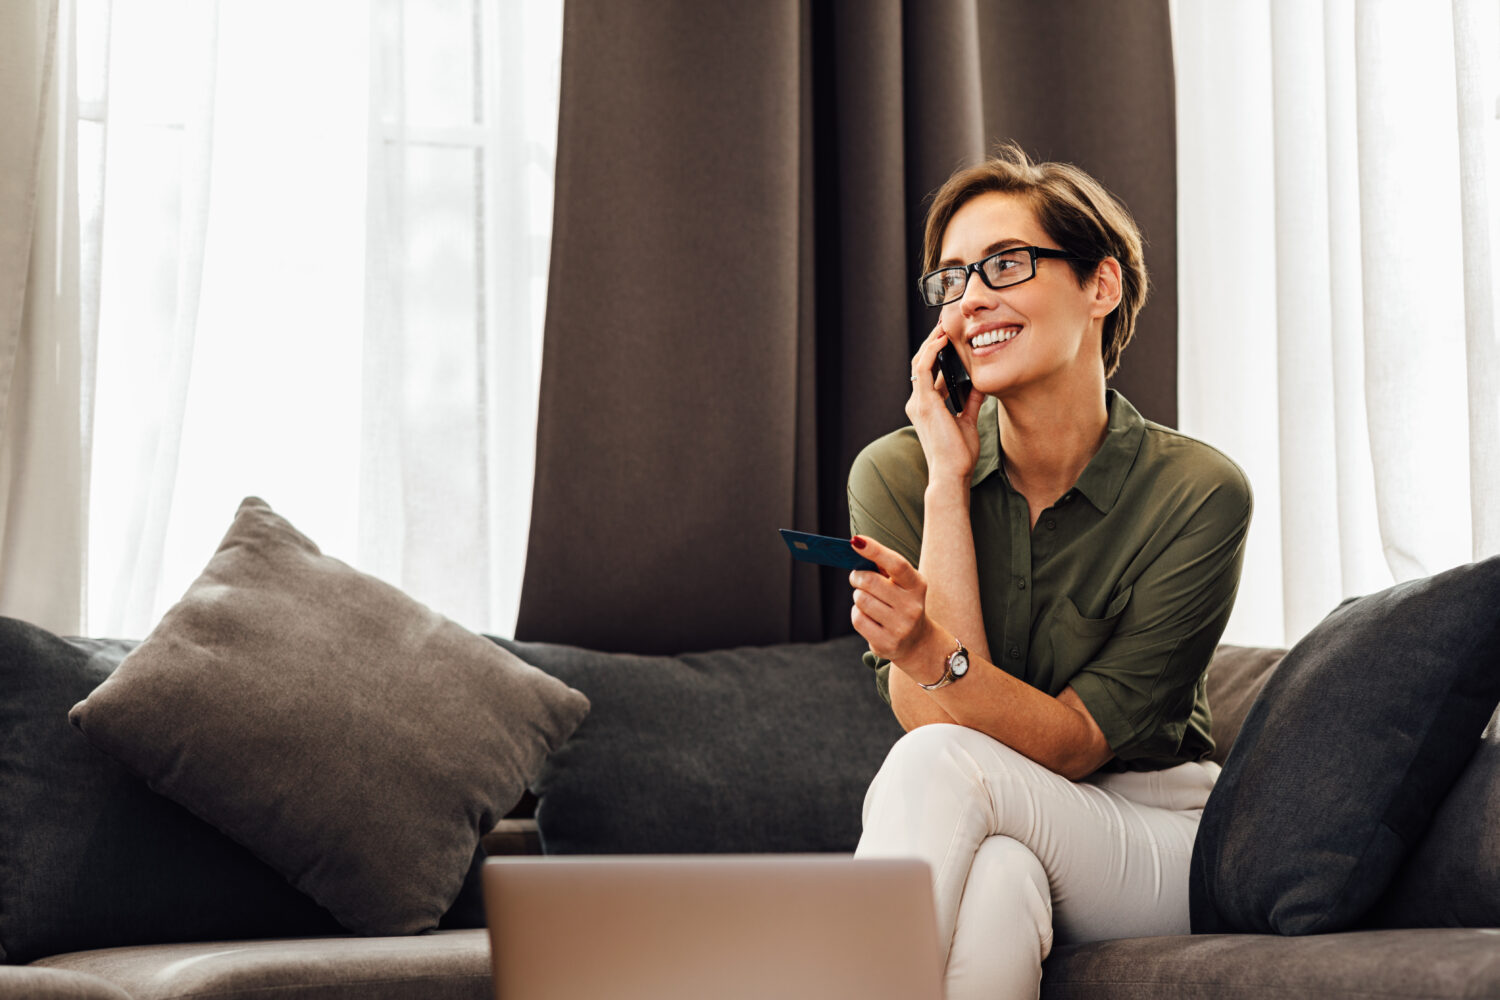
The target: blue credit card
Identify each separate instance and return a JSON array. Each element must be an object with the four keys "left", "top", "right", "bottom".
[{"left": 779, "top": 529, "right": 877, "bottom": 572}]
